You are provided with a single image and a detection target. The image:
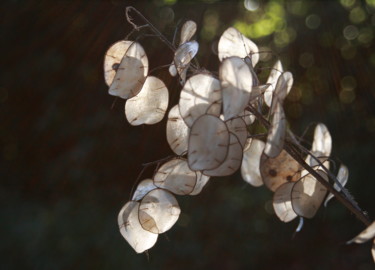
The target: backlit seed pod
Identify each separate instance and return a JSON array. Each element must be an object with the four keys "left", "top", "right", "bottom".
[
  {"left": 166, "top": 105, "right": 189, "bottom": 155},
  {"left": 109, "top": 41, "right": 148, "bottom": 99},
  {"left": 241, "top": 139, "right": 265, "bottom": 187},
  {"left": 273, "top": 182, "right": 298, "bottom": 222}
]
